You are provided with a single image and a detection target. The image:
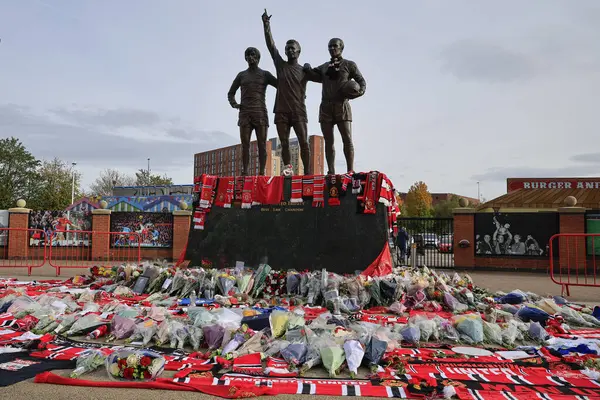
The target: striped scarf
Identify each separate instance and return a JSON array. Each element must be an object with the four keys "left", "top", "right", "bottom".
[
  {"left": 312, "top": 175, "right": 325, "bottom": 208},
  {"left": 290, "top": 176, "right": 303, "bottom": 203}
]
